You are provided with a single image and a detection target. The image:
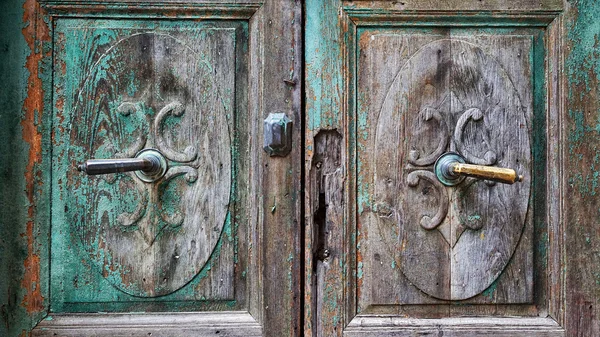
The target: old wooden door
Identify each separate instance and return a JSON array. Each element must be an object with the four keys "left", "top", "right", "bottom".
[
  {"left": 304, "top": 0, "right": 570, "bottom": 336},
  {"left": 26, "top": 0, "right": 302, "bottom": 336},
  {"left": 4, "top": 0, "right": 600, "bottom": 336}
]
